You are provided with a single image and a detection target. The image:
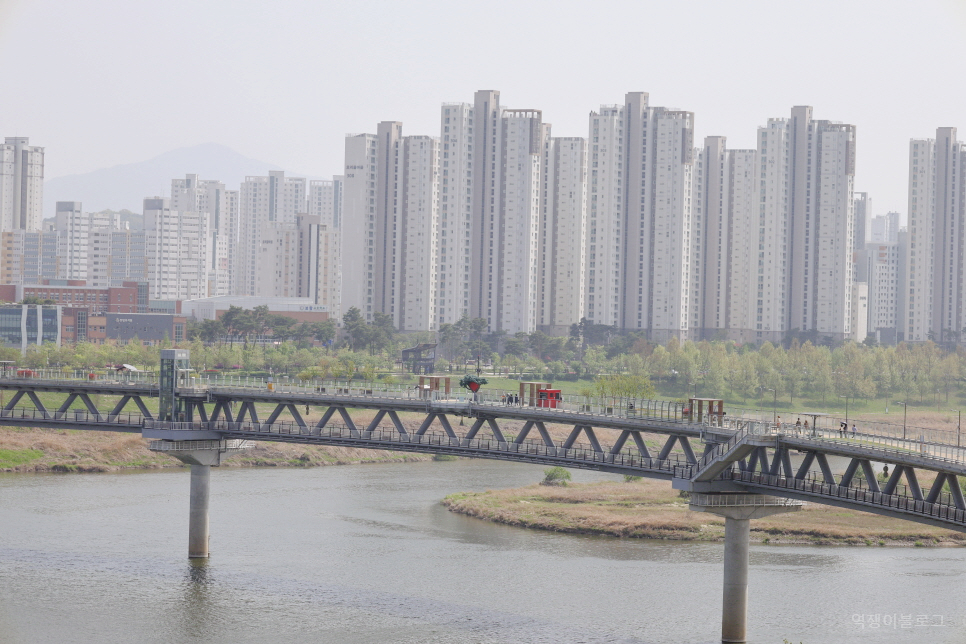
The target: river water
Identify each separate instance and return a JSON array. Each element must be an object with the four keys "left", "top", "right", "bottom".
[{"left": 1, "top": 459, "right": 964, "bottom": 644}]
